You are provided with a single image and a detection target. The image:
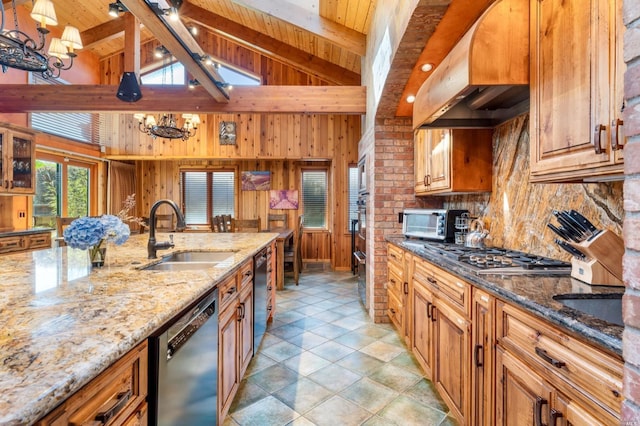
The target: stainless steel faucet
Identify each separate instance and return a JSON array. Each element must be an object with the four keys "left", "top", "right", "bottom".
[{"left": 148, "top": 199, "right": 187, "bottom": 259}]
